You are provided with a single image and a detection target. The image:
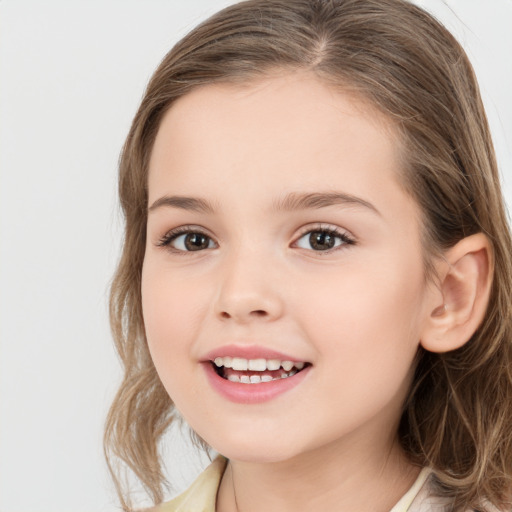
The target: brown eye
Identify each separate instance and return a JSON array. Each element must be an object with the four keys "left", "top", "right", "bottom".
[
  {"left": 183, "top": 233, "right": 210, "bottom": 251},
  {"left": 309, "top": 231, "right": 336, "bottom": 250},
  {"left": 295, "top": 228, "right": 353, "bottom": 252},
  {"left": 160, "top": 230, "right": 216, "bottom": 252}
]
